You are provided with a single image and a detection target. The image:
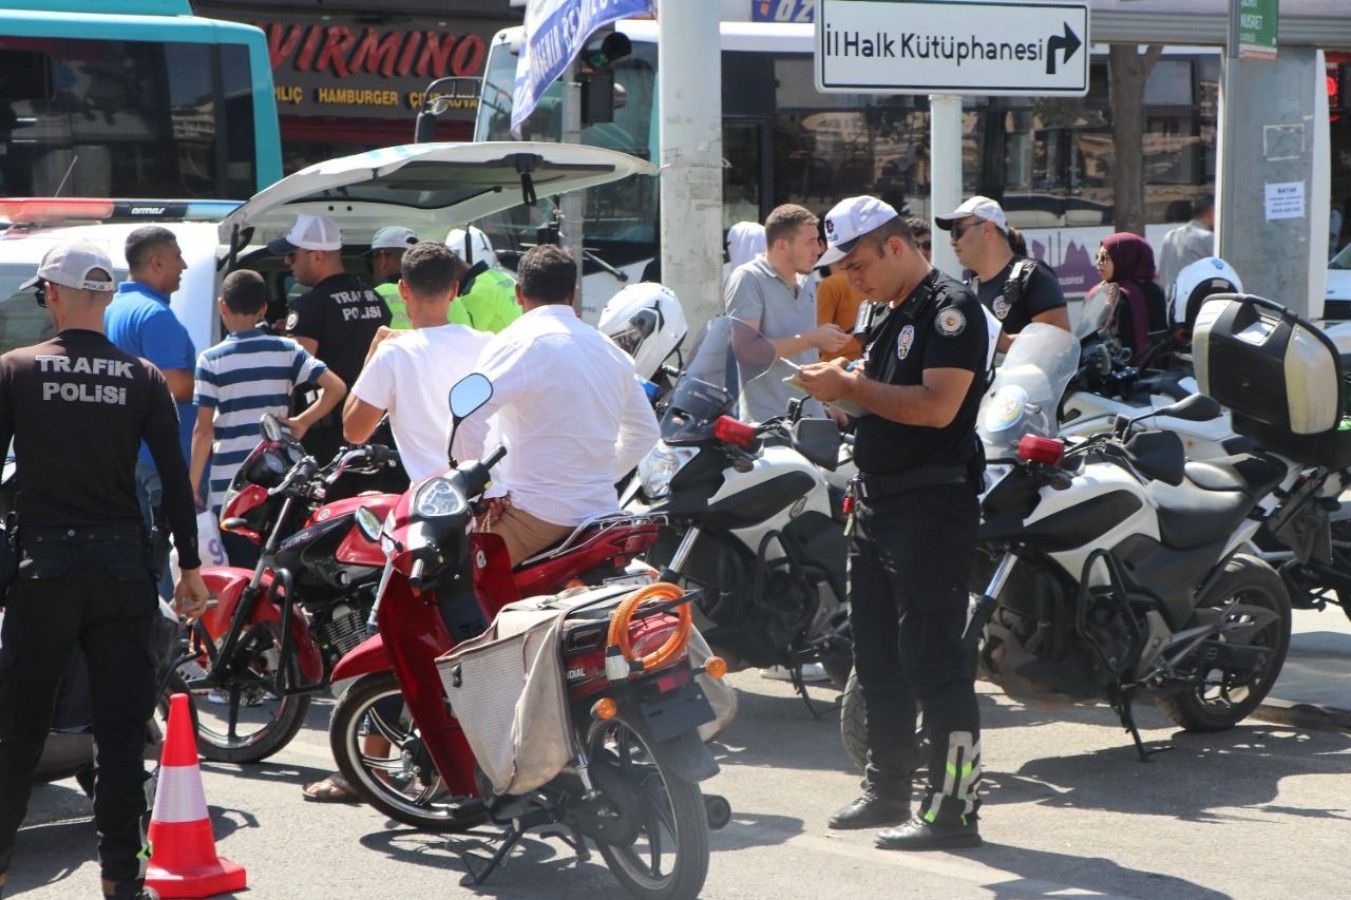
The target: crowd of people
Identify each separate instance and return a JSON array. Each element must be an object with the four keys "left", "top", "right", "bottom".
[{"left": 0, "top": 215, "right": 662, "bottom": 898}]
